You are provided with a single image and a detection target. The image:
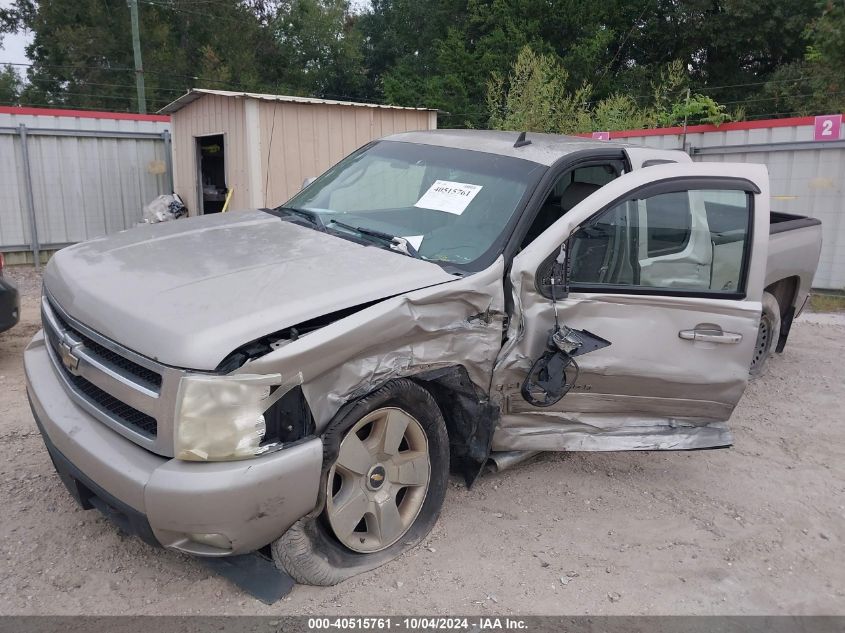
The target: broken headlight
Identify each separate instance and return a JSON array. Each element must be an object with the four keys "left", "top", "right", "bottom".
[{"left": 173, "top": 372, "right": 302, "bottom": 461}]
